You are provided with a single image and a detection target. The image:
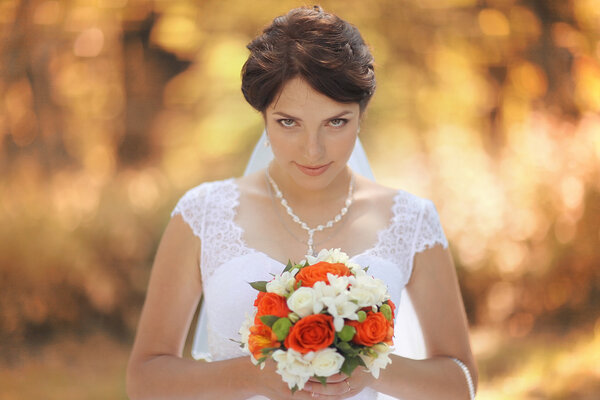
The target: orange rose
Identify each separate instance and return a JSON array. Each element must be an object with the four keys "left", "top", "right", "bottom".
[
  {"left": 284, "top": 314, "right": 335, "bottom": 354},
  {"left": 254, "top": 292, "right": 290, "bottom": 325},
  {"left": 346, "top": 312, "right": 388, "bottom": 346},
  {"left": 295, "top": 262, "right": 352, "bottom": 287},
  {"left": 248, "top": 324, "right": 280, "bottom": 360}
]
